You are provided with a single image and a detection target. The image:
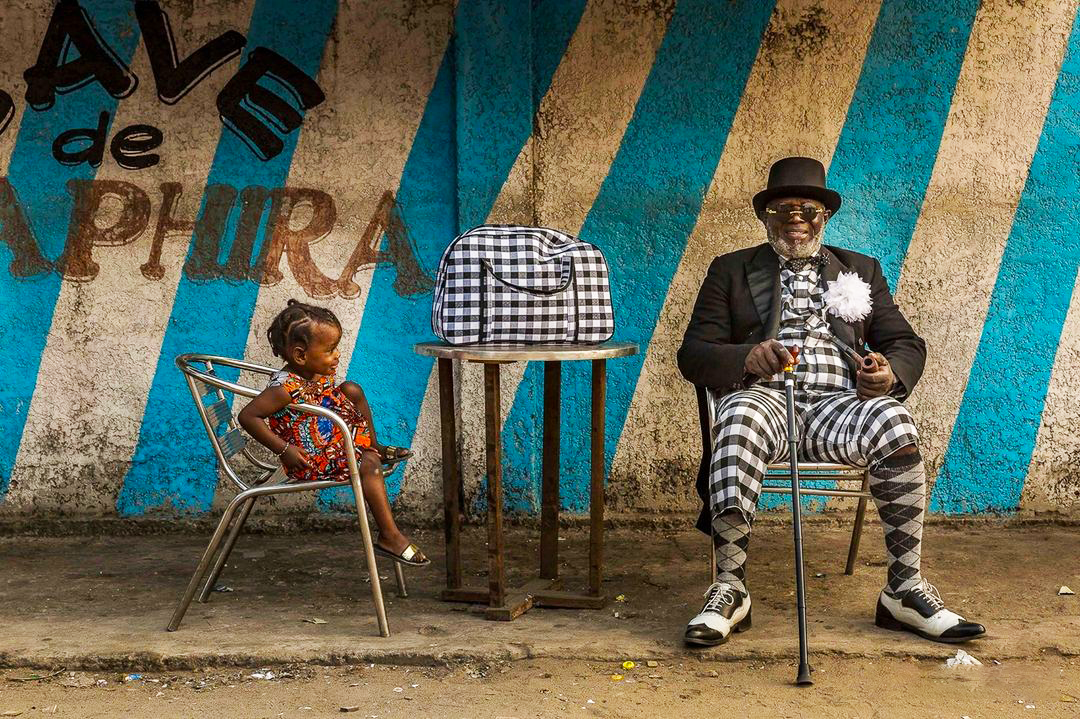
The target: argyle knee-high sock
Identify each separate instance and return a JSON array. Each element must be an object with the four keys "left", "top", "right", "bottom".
[
  {"left": 870, "top": 448, "right": 926, "bottom": 597},
  {"left": 711, "top": 509, "right": 751, "bottom": 595}
]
